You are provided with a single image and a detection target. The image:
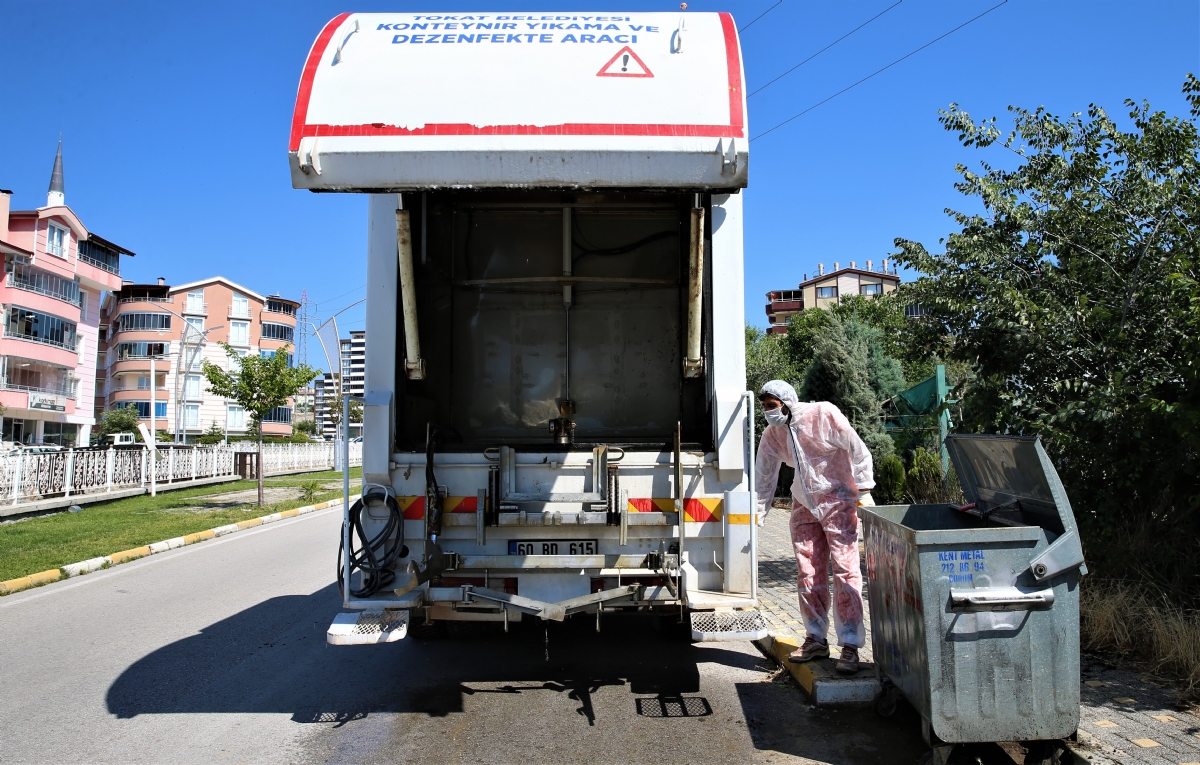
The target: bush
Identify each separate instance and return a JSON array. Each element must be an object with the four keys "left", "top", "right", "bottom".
[
  {"left": 905, "top": 448, "right": 943, "bottom": 504},
  {"left": 875, "top": 455, "right": 905, "bottom": 504}
]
